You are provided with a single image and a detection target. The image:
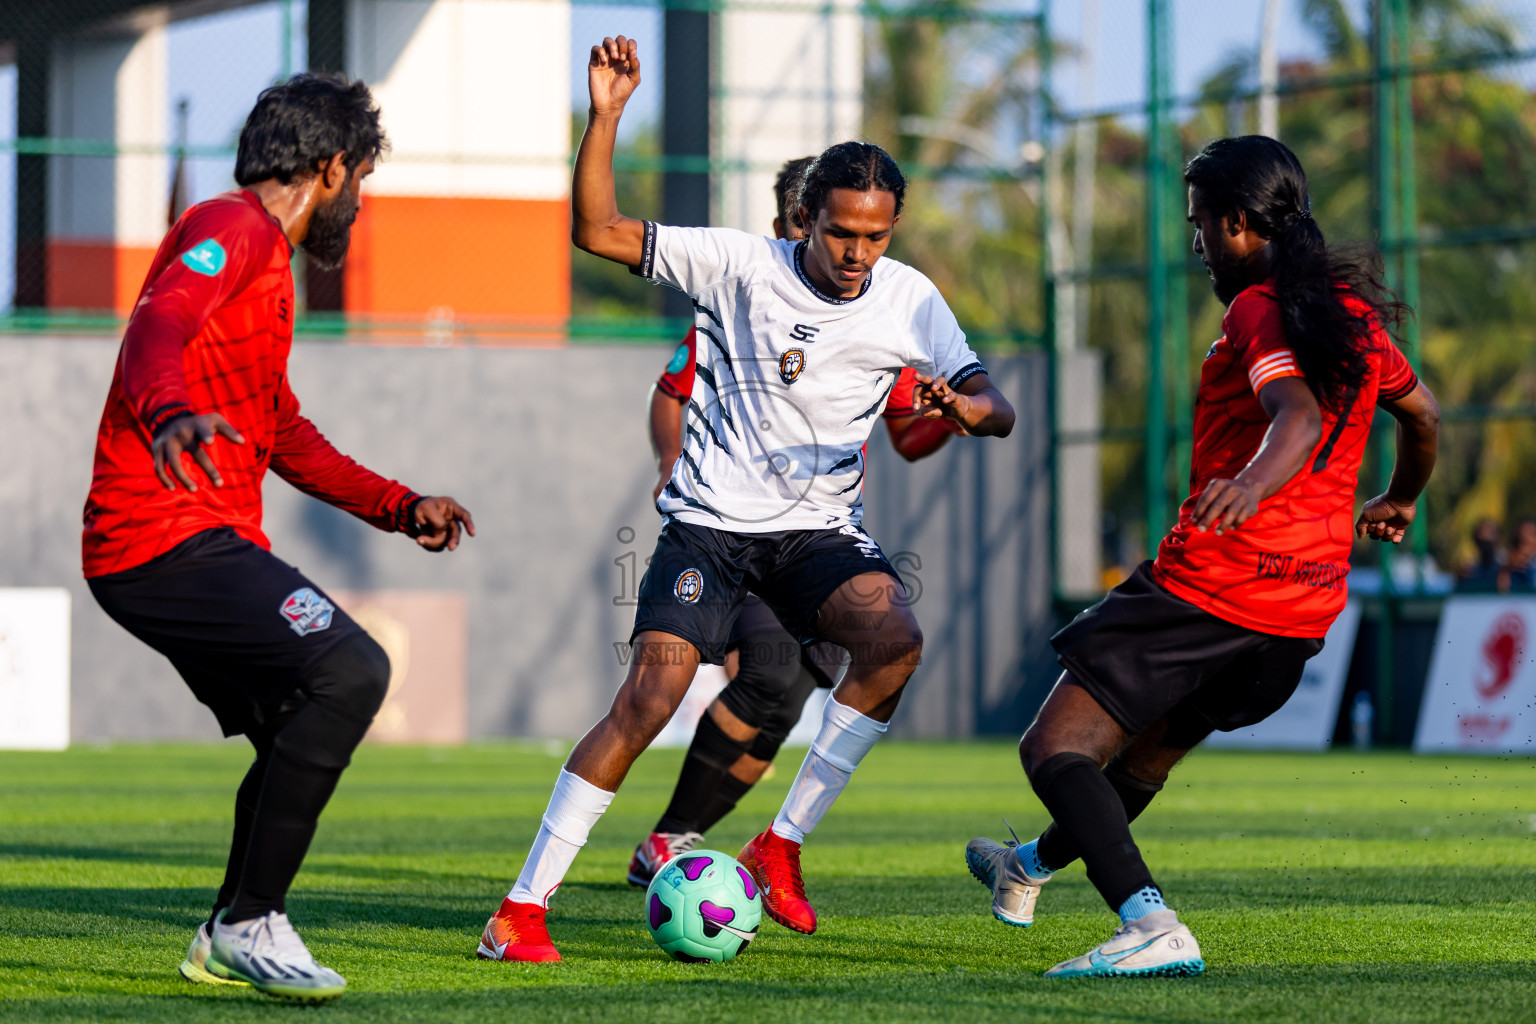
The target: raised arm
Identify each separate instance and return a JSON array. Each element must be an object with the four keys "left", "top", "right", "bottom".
[
  {"left": 1356, "top": 381, "right": 1440, "bottom": 544},
  {"left": 1193, "top": 376, "right": 1322, "bottom": 534},
  {"left": 572, "top": 36, "right": 648, "bottom": 266}
]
